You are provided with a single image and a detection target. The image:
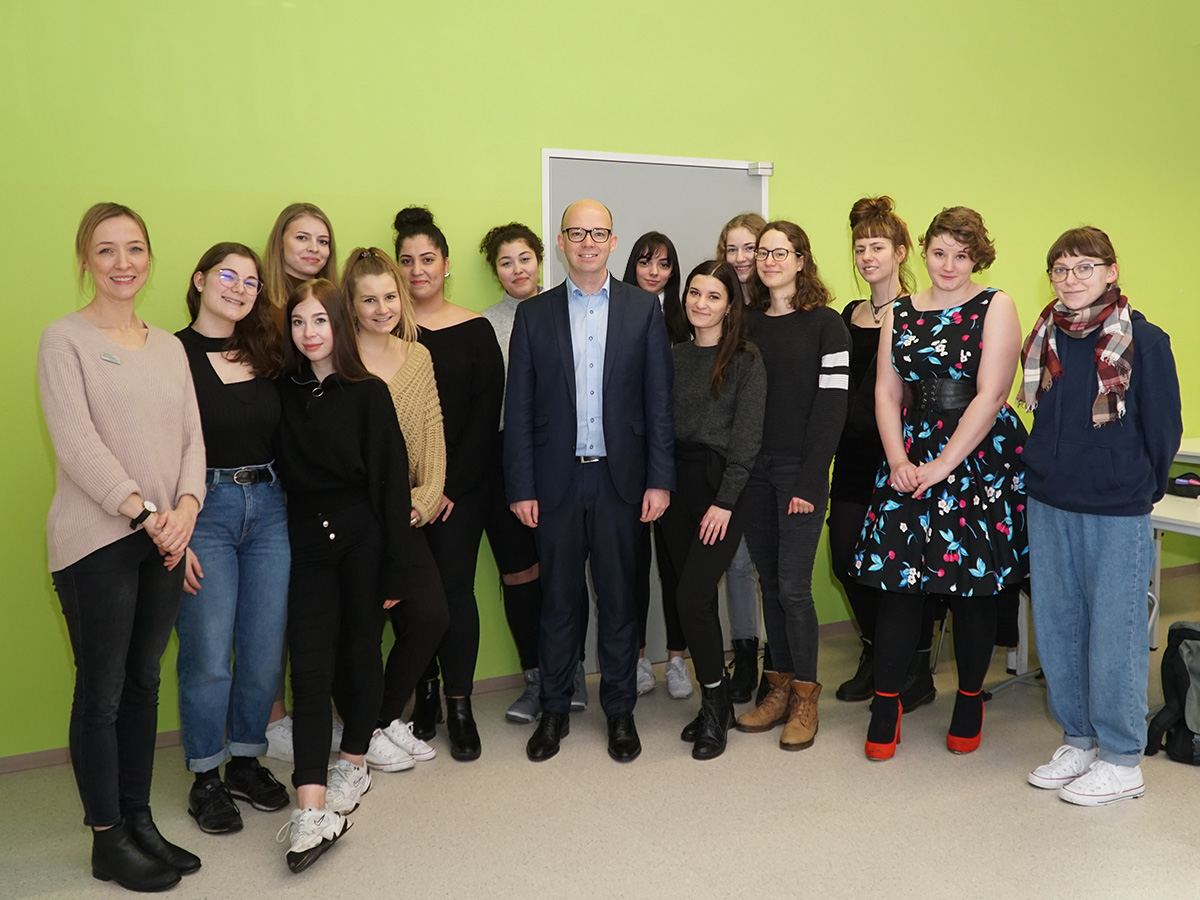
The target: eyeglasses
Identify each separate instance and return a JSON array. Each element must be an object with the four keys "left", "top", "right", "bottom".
[
  {"left": 562, "top": 227, "right": 612, "bottom": 243},
  {"left": 755, "top": 248, "right": 802, "bottom": 262},
  {"left": 1047, "top": 262, "right": 1107, "bottom": 283},
  {"left": 217, "top": 269, "right": 263, "bottom": 295}
]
